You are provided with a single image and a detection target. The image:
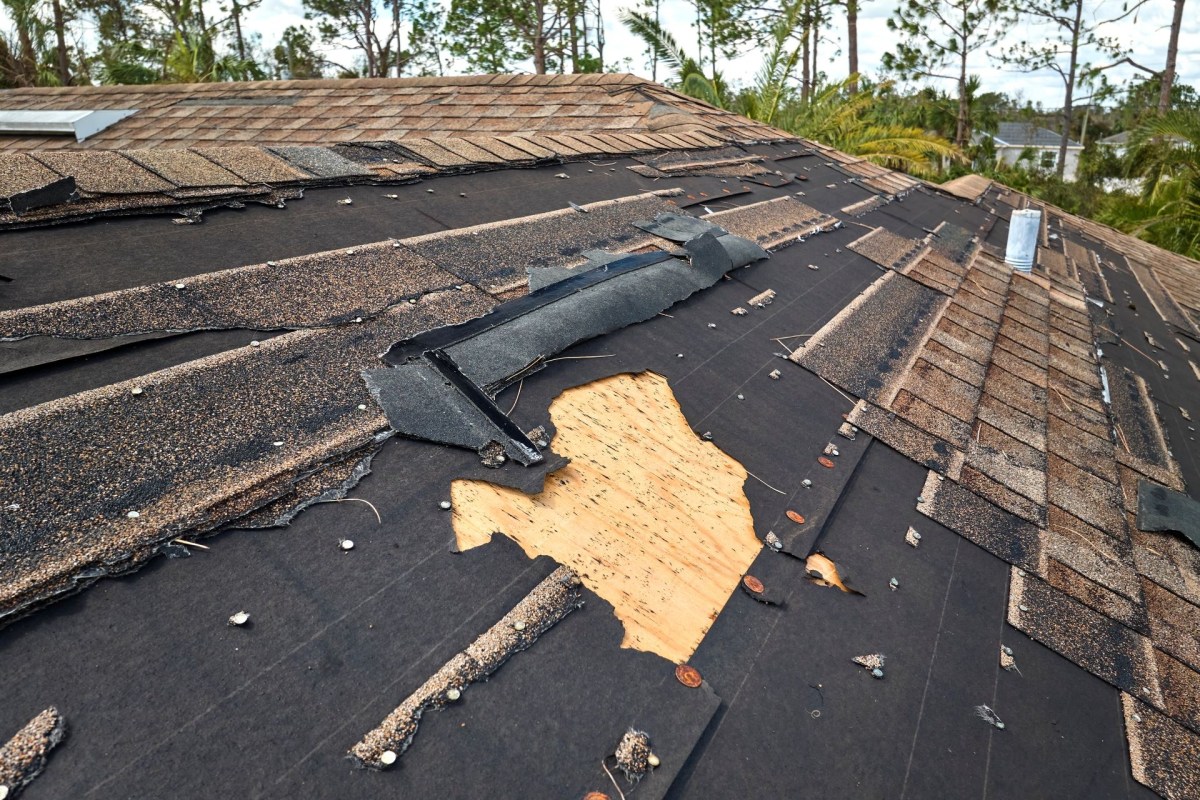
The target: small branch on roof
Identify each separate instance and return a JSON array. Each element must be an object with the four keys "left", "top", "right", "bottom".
[
  {"left": 1115, "top": 422, "right": 1132, "bottom": 454},
  {"left": 173, "top": 538, "right": 210, "bottom": 551},
  {"left": 318, "top": 497, "right": 382, "bottom": 525},
  {"left": 746, "top": 470, "right": 788, "bottom": 495},
  {"left": 506, "top": 379, "right": 524, "bottom": 416},
  {"left": 817, "top": 374, "right": 856, "bottom": 405},
  {"left": 542, "top": 354, "right": 617, "bottom": 364}
]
